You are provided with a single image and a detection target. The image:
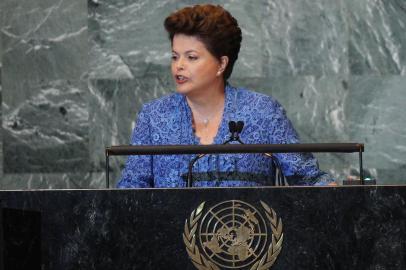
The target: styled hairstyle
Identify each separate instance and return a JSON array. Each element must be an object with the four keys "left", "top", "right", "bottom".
[{"left": 164, "top": 4, "right": 242, "bottom": 80}]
